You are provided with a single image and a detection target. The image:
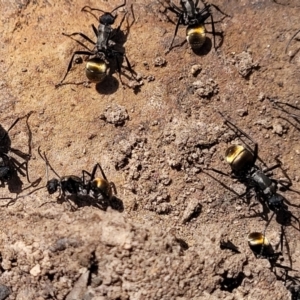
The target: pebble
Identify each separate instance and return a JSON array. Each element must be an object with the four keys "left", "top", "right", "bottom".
[
  {"left": 190, "top": 64, "right": 202, "bottom": 77},
  {"left": 30, "top": 264, "right": 41, "bottom": 277},
  {"left": 0, "top": 285, "right": 10, "bottom": 300}
]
